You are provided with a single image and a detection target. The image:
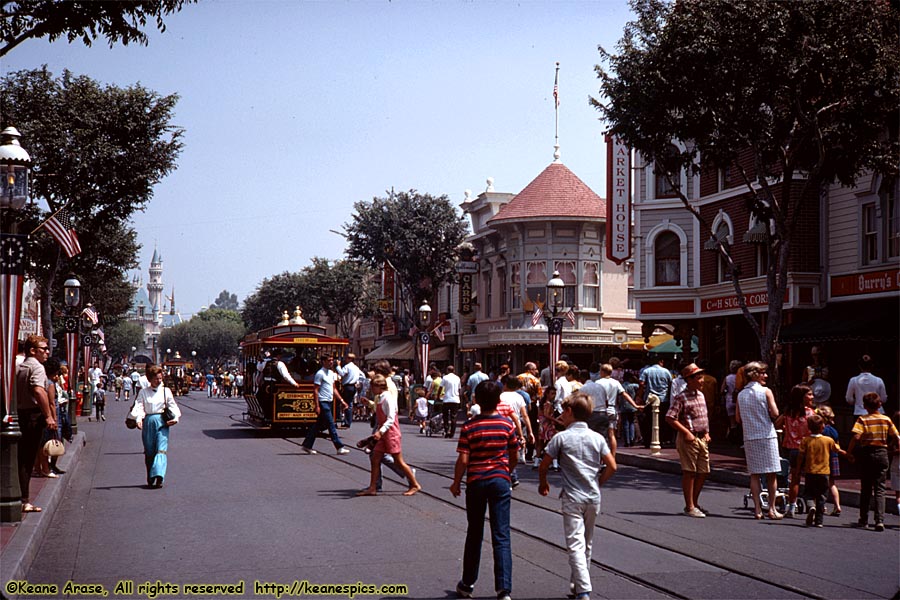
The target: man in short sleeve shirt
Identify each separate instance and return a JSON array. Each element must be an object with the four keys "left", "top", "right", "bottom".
[
  {"left": 666, "top": 363, "right": 711, "bottom": 518},
  {"left": 301, "top": 355, "right": 348, "bottom": 455}
]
